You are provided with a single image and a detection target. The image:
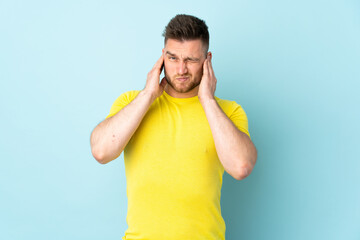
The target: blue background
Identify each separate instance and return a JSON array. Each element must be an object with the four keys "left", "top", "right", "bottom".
[{"left": 1, "top": 0, "right": 359, "bottom": 239}]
